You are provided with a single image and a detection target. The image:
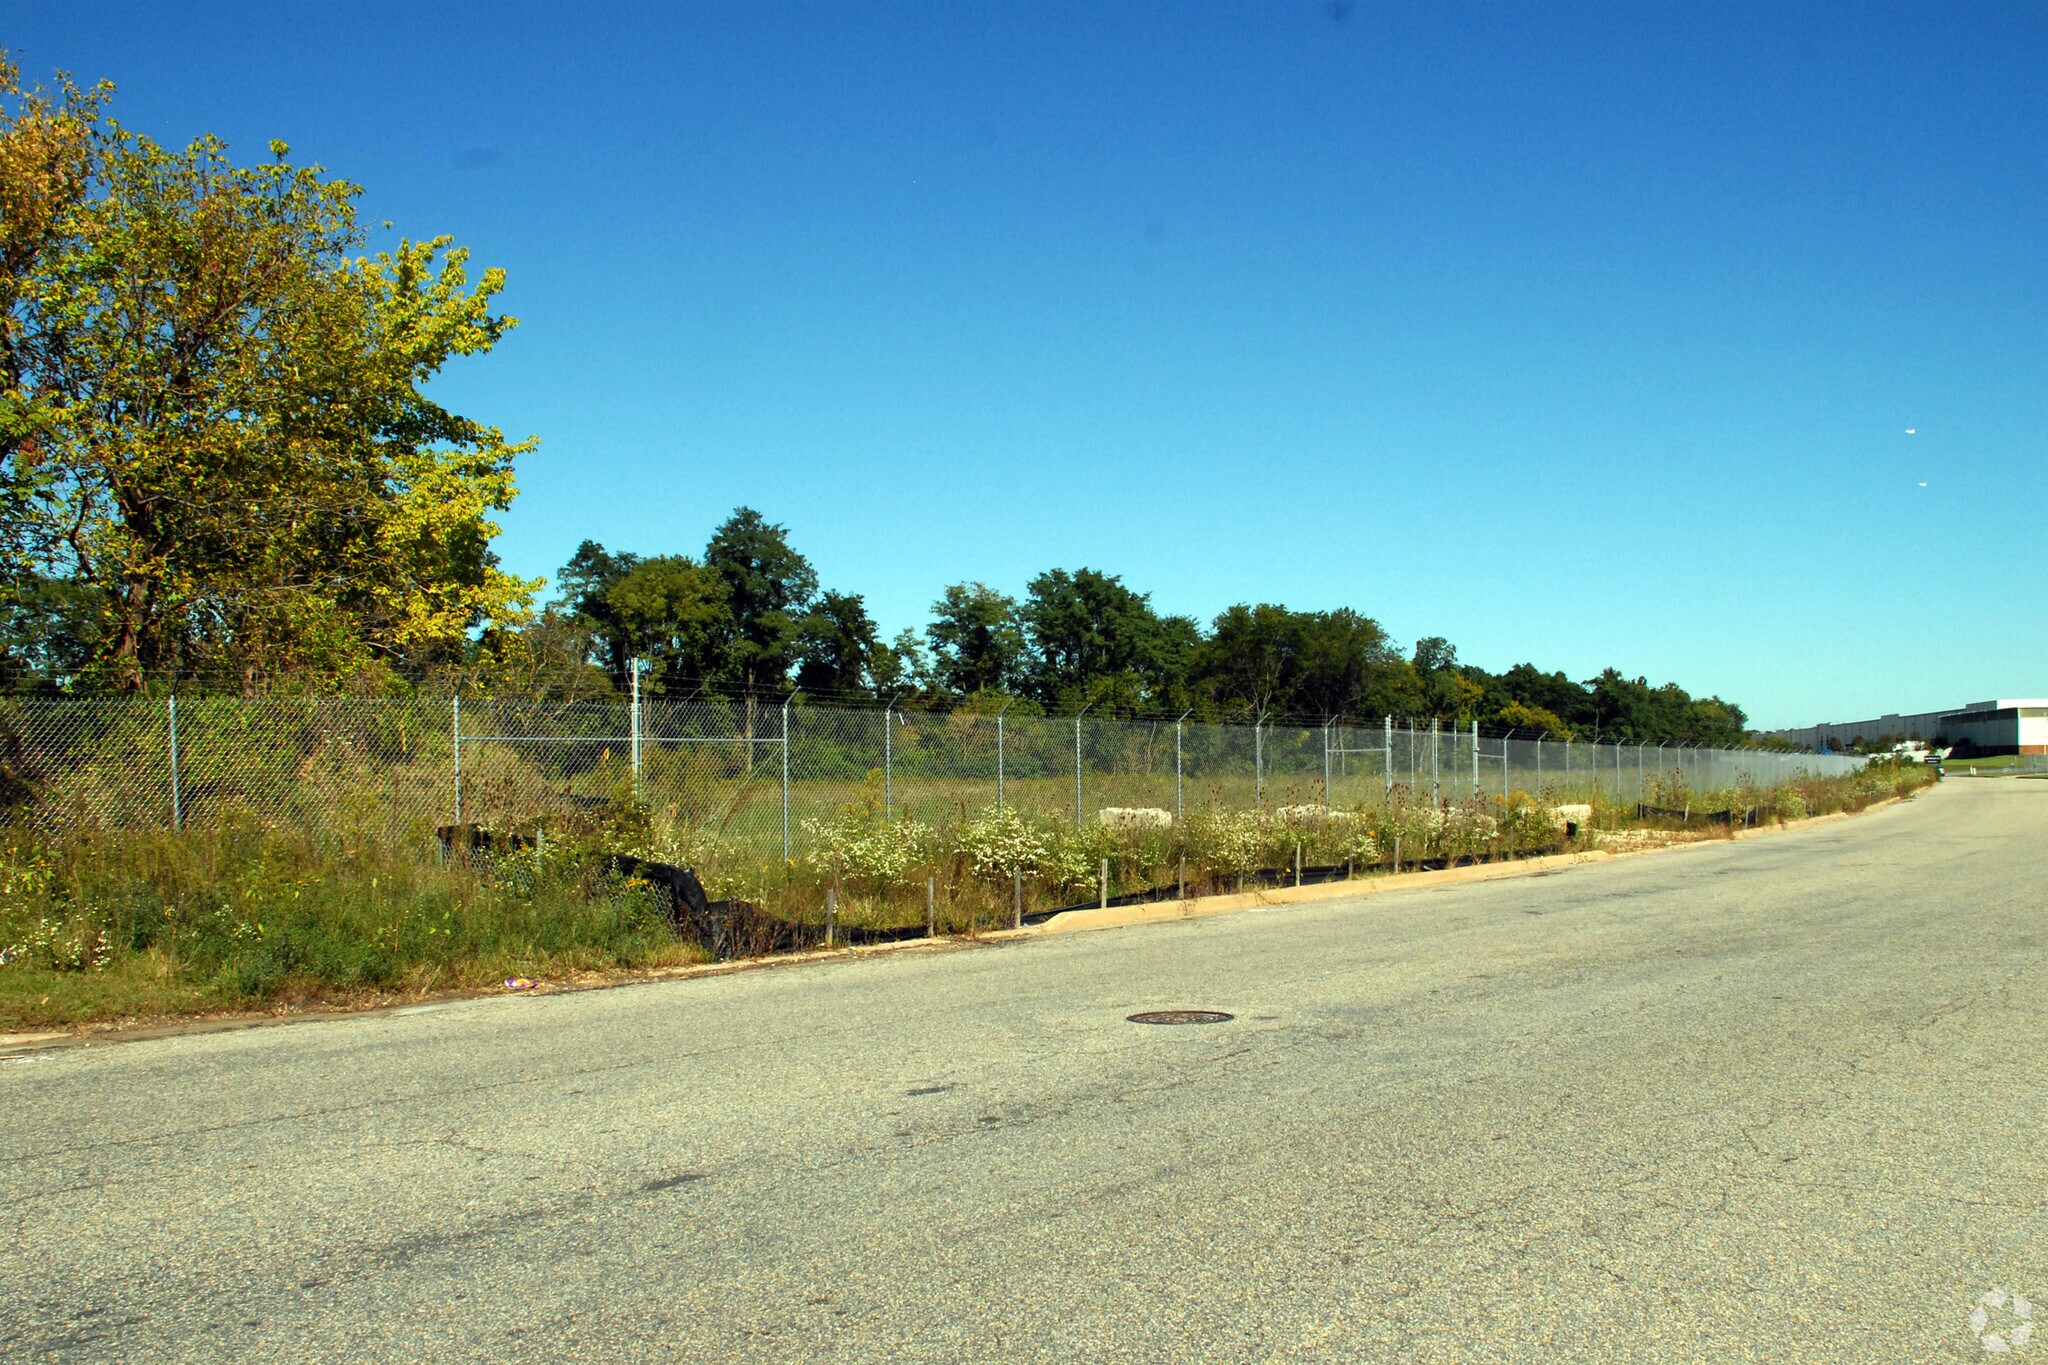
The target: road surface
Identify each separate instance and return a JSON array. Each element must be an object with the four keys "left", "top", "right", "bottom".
[{"left": 3, "top": 779, "right": 2043, "bottom": 1362}]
